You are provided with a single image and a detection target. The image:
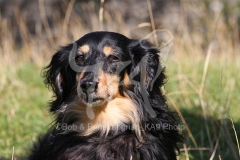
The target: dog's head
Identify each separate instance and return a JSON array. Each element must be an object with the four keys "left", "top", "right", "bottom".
[
  {"left": 44, "top": 31, "right": 165, "bottom": 138},
  {"left": 74, "top": 32, "right": 133, "bottom": 107}
]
